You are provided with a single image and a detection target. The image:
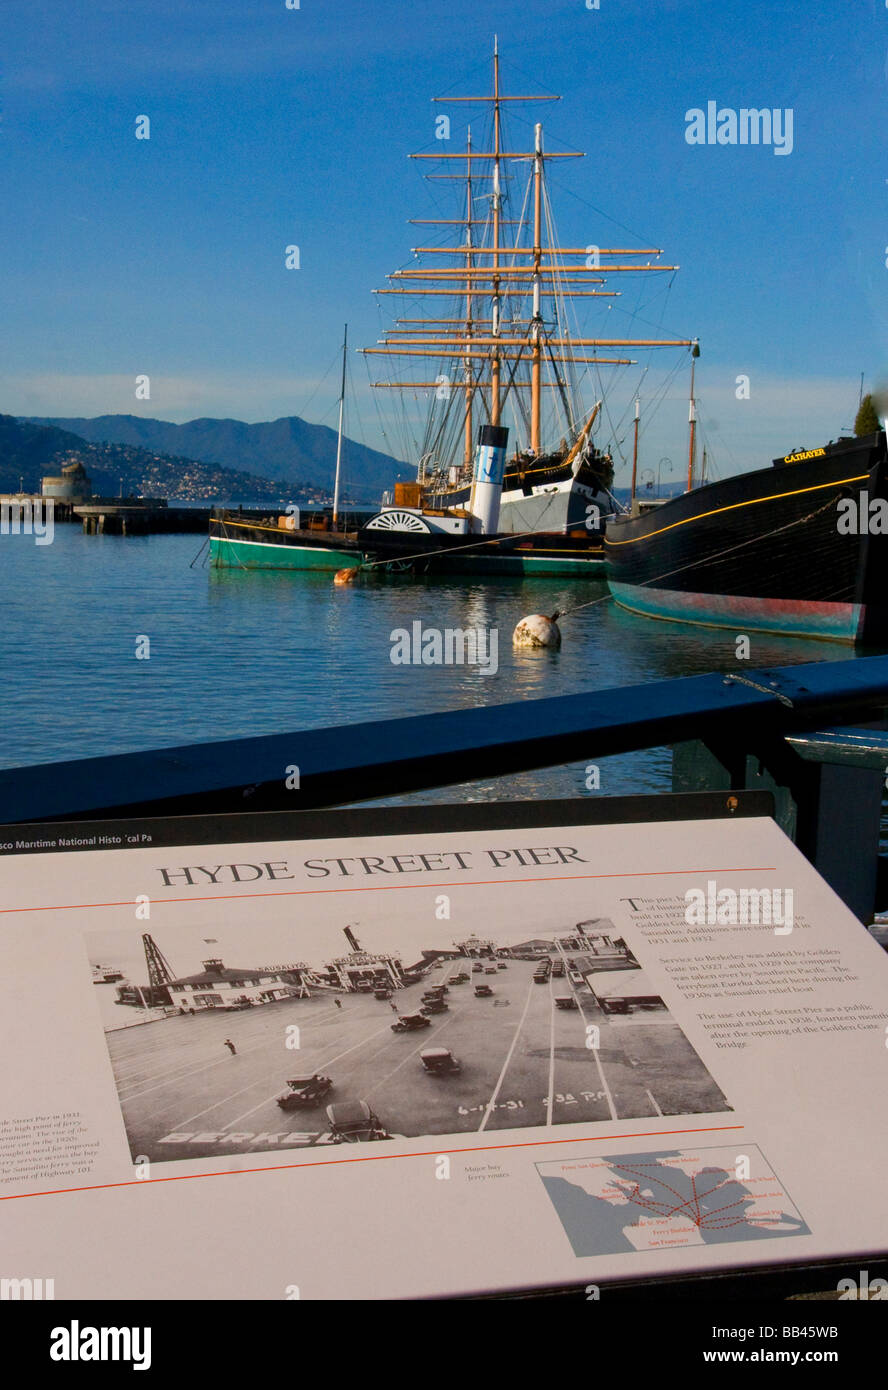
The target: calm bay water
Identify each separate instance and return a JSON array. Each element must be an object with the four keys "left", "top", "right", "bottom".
[{"left": 1, "top": 523, "right": 853, "bottom": 804}]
